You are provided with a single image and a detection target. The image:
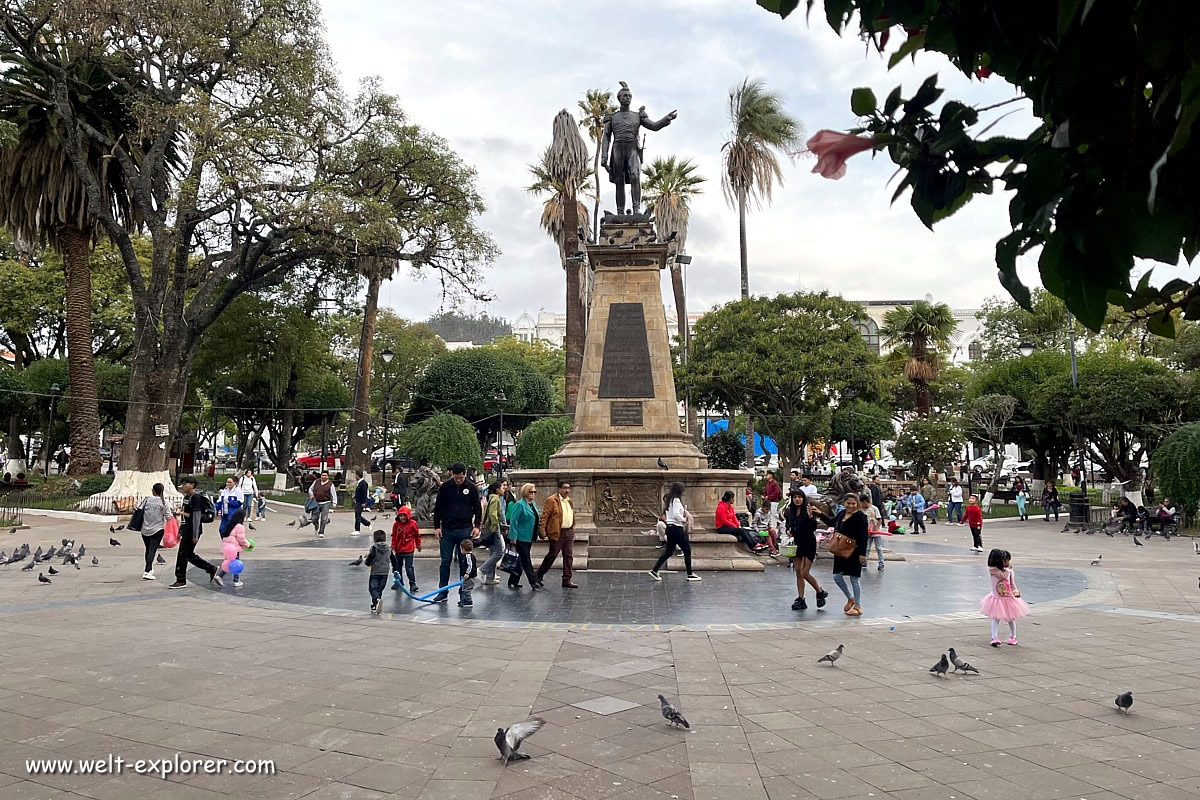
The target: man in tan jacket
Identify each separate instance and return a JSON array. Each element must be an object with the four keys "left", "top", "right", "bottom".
[{"left": 536, "top": 480, "right": 578, "bottom": 588}]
